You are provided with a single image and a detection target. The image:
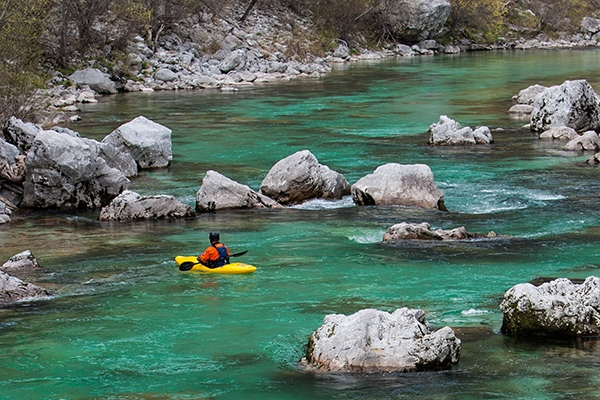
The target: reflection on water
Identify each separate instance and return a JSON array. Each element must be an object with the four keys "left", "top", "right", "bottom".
[{"left": 2, "top": 49, "right": 600, "bottom": 399}]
